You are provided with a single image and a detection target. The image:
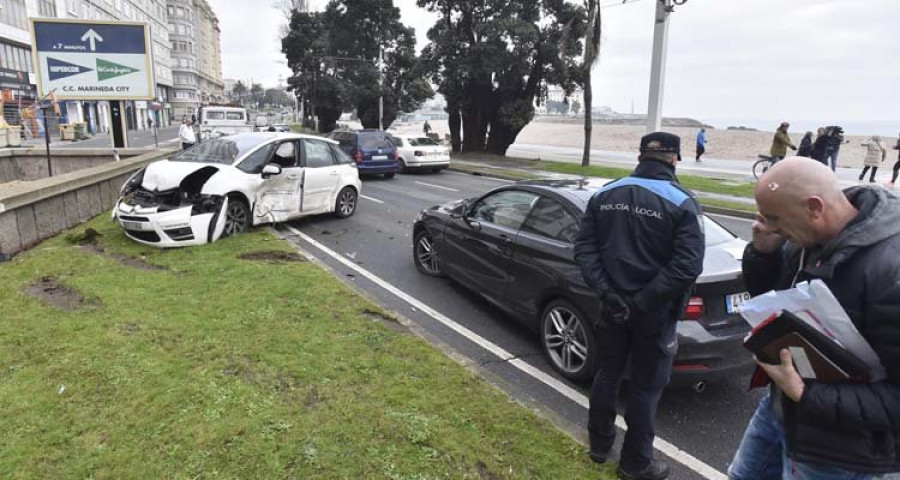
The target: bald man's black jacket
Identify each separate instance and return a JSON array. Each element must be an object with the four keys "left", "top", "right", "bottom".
[{"left": 743, "top": 186, "right": 900, "bottom": 473}]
